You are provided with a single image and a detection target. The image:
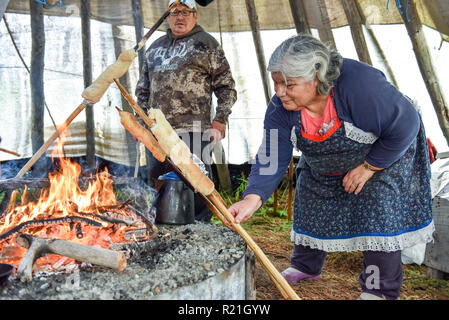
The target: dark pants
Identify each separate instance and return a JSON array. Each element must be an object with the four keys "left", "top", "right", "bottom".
[
  {"left": 146, "top": 132, "right": 214, "bottom": 222},
  {"left": 291, "top": 244, "right": 403, "bottom": 300}
]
